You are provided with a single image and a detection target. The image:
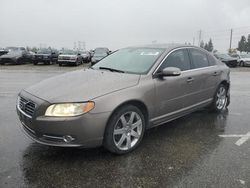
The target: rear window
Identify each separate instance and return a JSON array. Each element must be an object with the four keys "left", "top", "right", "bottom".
[{"left": 190, "top": 49, "right": 209, "bottom": 68}]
